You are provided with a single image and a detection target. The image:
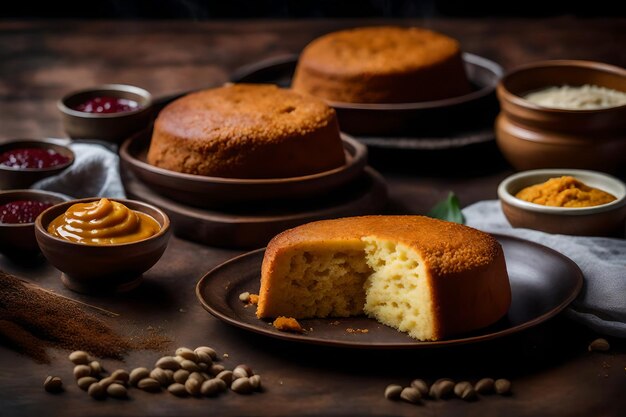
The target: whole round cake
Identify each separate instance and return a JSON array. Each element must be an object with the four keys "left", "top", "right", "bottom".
[
  {"left": 292, "top": 26, "right": 472, "bottom": 104},
  {"left": 147, "top": 84, "right": 346, "bottom": 179},
  {"left": 256, "top": 216, "right": 511, "bottom": 341}
]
